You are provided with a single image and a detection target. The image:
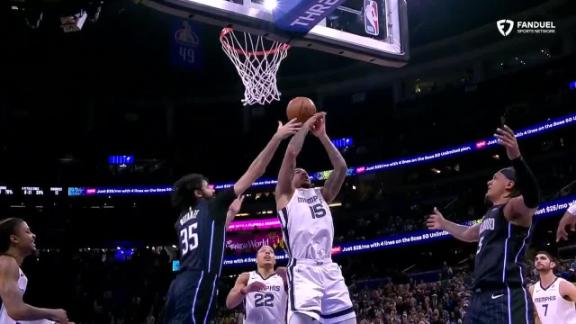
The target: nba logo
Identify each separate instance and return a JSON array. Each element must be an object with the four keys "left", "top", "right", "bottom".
[{"left": 364, "top": 0, "right": 379, "bottom": 36}]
